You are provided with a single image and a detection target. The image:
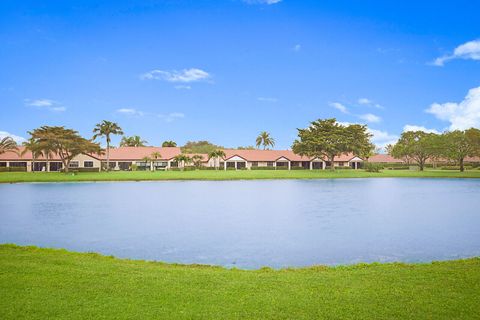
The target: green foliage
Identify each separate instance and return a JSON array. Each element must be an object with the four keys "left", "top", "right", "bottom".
[
  {"left": 441, "top": 165, "right": 473, "bottom": 170},
  {"left": 364, "top": 163, "right": 382, "bottom": 172},
  {"left": 0, "top": 136, "right": 18, "bottom": 155},
  {"left": 120, "top": 135, "right": 147, "bottom": 147},
  {"left": 130, "top": 163, "right": 138, "bottom": 171},
  {"left": 255, "top": 131, "right": 275, "bottom": 150},
  {"left": 162, "top": 141, "right": 177, "bottom": 147},
  {"left": 237, "top": 146, "right": 256, "bottom": 150},
  {"left": 391, "top": 131, "right": 440, "bottom": 171},
  {"left": 29, "top": 126, "right": 102, "bottom": 173},
  {"left": 250, "top": 166, "right": 276, "bottom": 170},
  {"left": 292, "top": 119, "right": 372, "bottom": 170},
  {"left": 181, "top": 141, "right": 223, "bottom": 154},
  {"left": 0, "top": 167, "right": 27, "bottom": 172}
]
